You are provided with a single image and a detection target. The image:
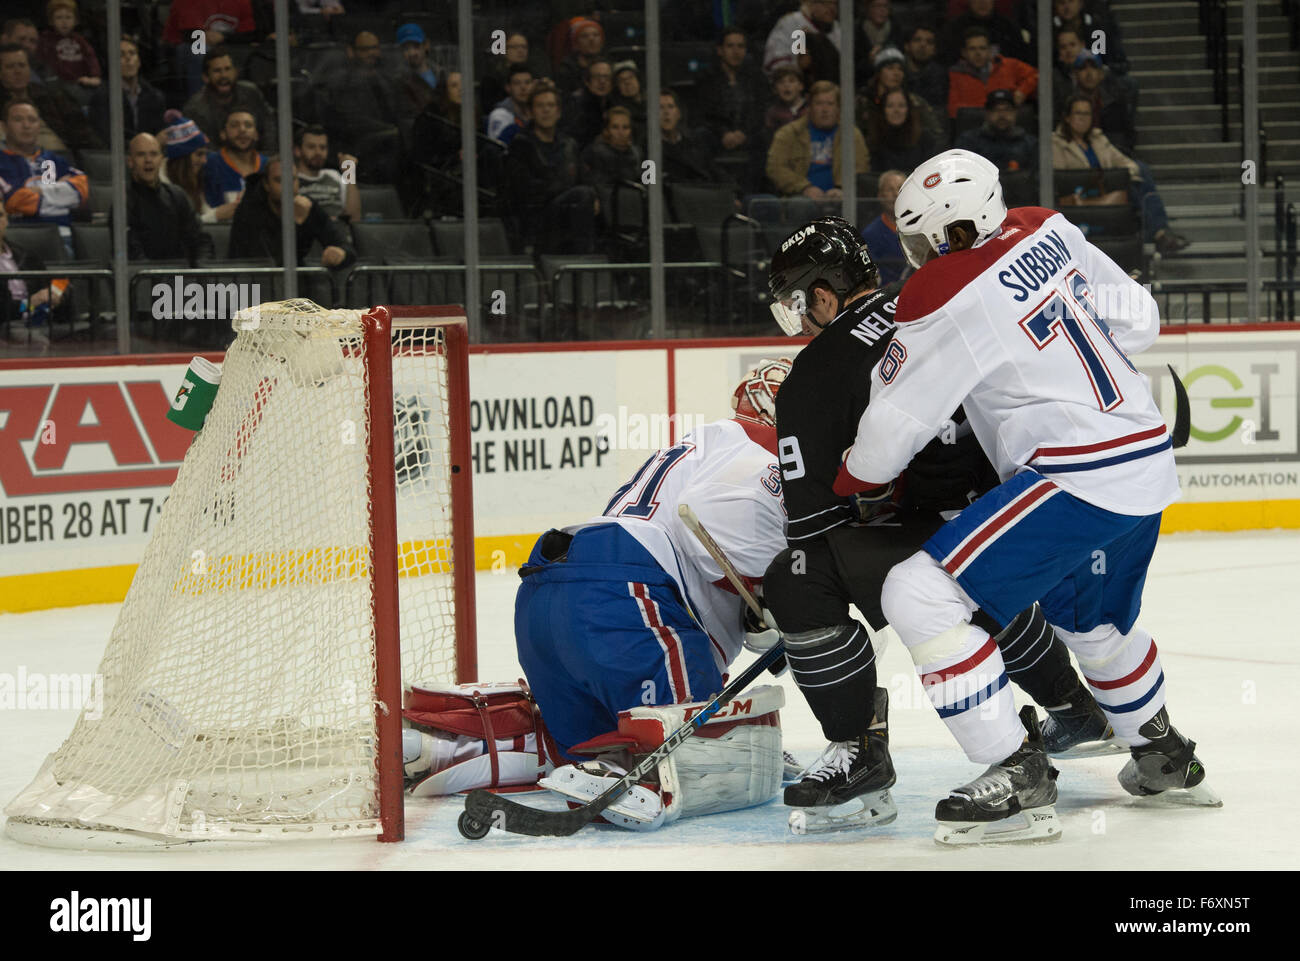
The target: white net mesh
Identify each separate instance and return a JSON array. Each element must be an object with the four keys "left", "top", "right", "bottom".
[{"left": 5, "top": 301, "right": 466, "bottom": 845}]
